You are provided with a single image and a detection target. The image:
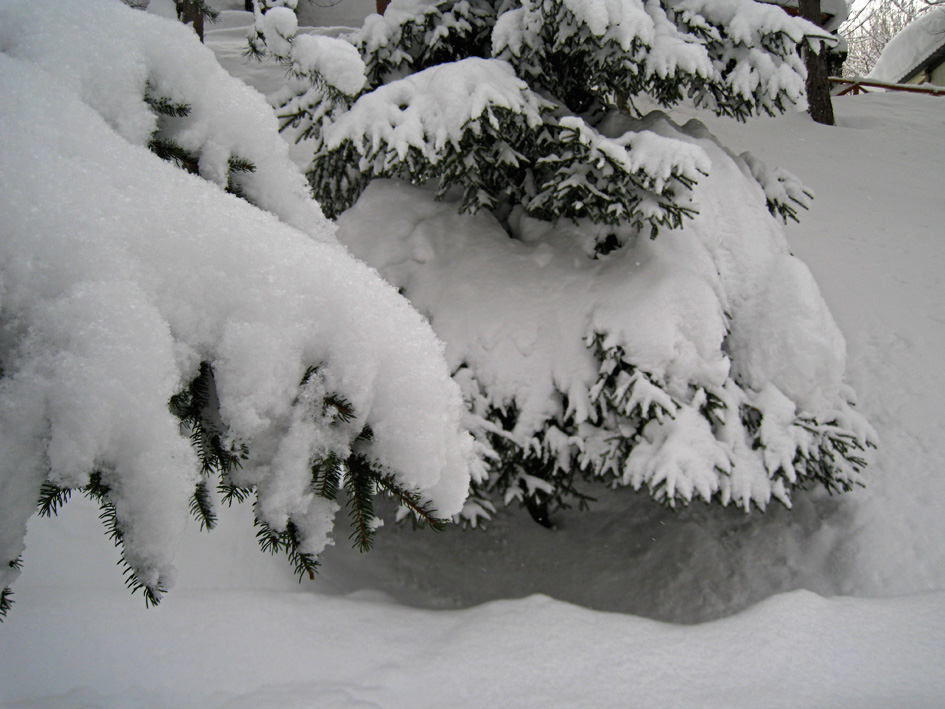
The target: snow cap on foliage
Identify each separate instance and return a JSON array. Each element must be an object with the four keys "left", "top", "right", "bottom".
[
  {"left": 253, "top": 4, "right": 367, "bottom": 95},
  {"left": 0, "top": 0, "right": 469, "bottom": 598},
  {"left": 322, "top": 57, "right": 548, "bottom": 157},
  {"left": 337, "top": 112, "right": 870, "bottom": 513},
  {"left": 0, "top": 0, "right": 330, "bottom": 240}
]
